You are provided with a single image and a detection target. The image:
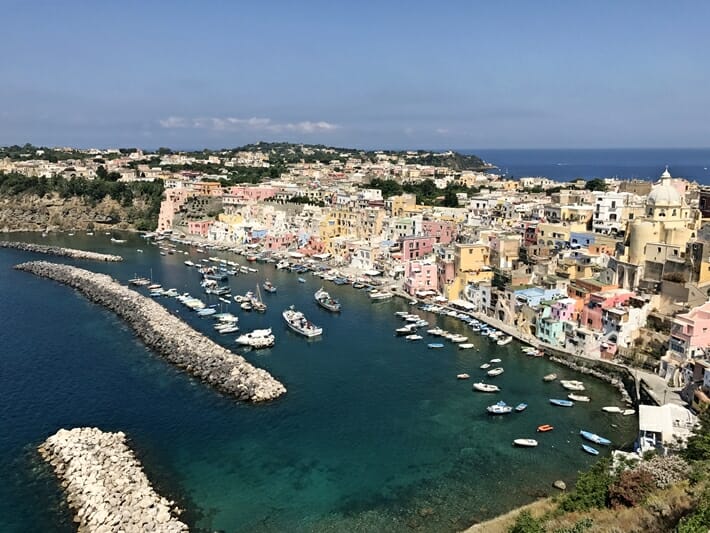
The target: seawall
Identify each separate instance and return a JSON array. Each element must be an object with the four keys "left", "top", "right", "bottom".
[
  {"left": 15, "top": 261, "right": 286, "bottom": 402},
  {"left": 39, "top": 427, "right": 188, "bottom": 532},
  {"left": 0, "top": 241, "right": 123, "bottom": 262}
]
